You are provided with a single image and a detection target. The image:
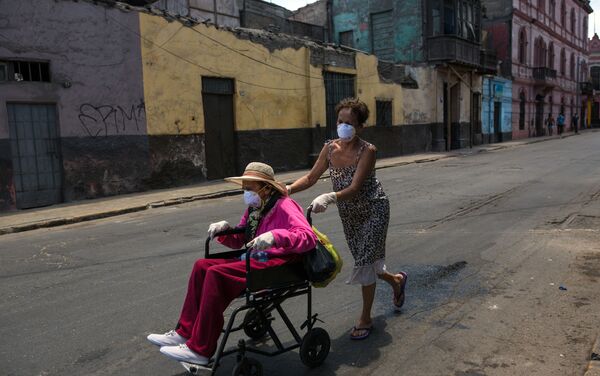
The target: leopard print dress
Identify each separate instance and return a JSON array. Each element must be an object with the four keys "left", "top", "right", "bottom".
[{"left": 328, "top": 139, "right": 390, "bottom": 285}]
